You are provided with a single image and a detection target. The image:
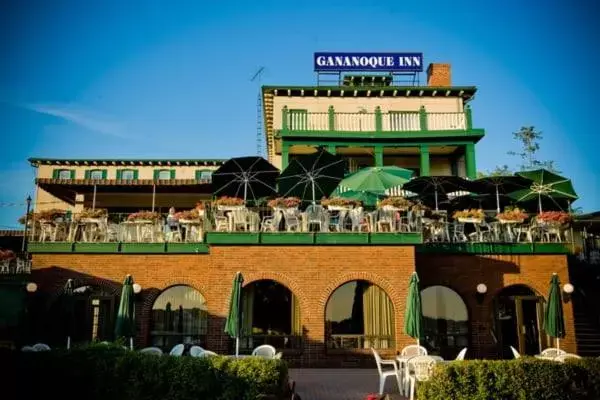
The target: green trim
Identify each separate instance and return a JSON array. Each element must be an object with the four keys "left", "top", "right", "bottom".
[
  {"left": 283, "top": 139, "right": 478, "bottom": 147},
  {"left": 416, "top": 242, "right": 570, "bottom": 254},
  {"left": 281, "top": 142, "right": 290, "bottom": 169},
  {"left": 465, "top": 106, "right": 473, "bottom": 130},
  {"left": 327, "top": 144, "right": 336, "bottom": 154},
  {"left": 133, "top": 170, "right": 139, "bottom": 180},
  {"left": 314, "top": 233, "right": 370, "bottom": 244},
  {"left": 28, "top": 242, "right": 74, "bottom": 253},
  {"left": 465, "top": 143, "right": 476, "bottom": 179},
  {"left": 84, "top": 170, "right": 90, "bottom": 179},
  {"left": 419, "top": 145, "right": 430, "bottom": 176},
  {"left": 279, "top": 129, "right": 485, "bottom": 141},
  {"left": 263, "top": 85, "right": 477, "bottom": 99},
  {"left": 73, "top": 243, "right": 120, "bottom": 253},
  {"left": 260, "top": 232, "right": 315, "bottom": 244},
  {"left": 205, "top": 232, "right": 260, "bottom": 244},
  {"left": 328, "top": 106, "right": 335, "bottom": 131},
  {"left": 101, "top": 169, "right": 107, "bottom": 179},
  {"left": 70, "top": 170, "right": 76, "bottom": 179},
  {"left": 166, "top": 243, "right": 210, "bottom": 253},
  {"left": 170, "top": 169, "right": 176, "bottom": 179},
  {"left": 370, "top": 232, "right": 422, "bottom": 244},
  {"left": 419, "top": 106, "right": 428, "bottom": 132},
  {"left": 121, "top": 243, "right": 166, "bottom": 253},
  {"left": 374, "top": 145, "right": 383, "bottom": 167},
  {"left": 374, "top": 106, "right": 382, "bottom": 132},
  {"left": 116, "top": 169, "right": 122, "bottom": 180}
]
